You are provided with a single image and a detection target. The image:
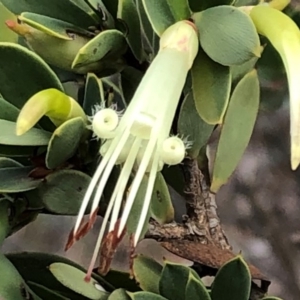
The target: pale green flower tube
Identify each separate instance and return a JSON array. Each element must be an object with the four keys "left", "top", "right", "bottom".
[
  {"left": 68, "top": 20, "right": 199, "bottom": 280},
  {"left": 250, "top": 6, "right": 300, "bottom": 170}
]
